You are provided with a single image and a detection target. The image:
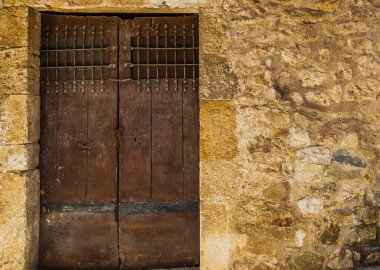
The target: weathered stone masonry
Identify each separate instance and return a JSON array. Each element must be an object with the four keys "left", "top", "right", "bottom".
[{"left": 1, "top": 0, "right": 380, "bottom": 270}]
